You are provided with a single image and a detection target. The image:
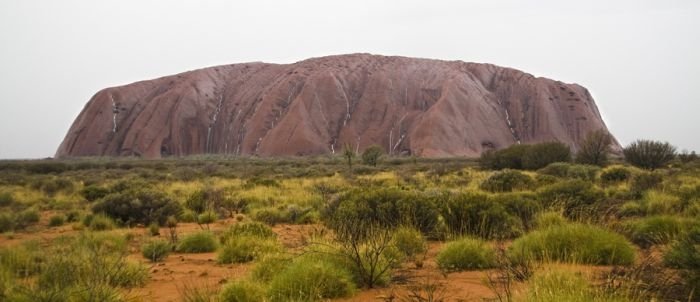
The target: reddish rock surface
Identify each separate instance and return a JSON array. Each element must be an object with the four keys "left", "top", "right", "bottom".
[{"left": 56, "top": 54, "right": 618, "bottom": 158}]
